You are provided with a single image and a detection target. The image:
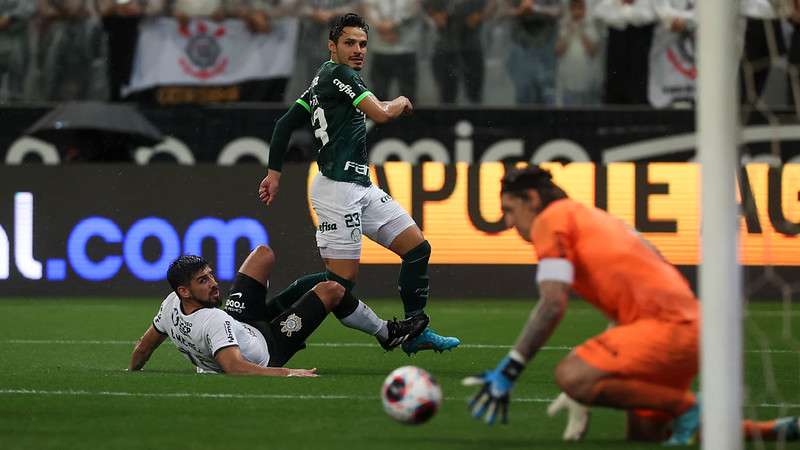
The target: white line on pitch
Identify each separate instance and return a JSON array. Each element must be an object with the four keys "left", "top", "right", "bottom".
[
  {"left": 0, "top": 339, "right": 568, "bottom": 350},
  {"left": 0, "top": 389, "right": 798, "bottom": 409},
  {"left": 2, "top": 339, "right": 797, "bottom": 353}
]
